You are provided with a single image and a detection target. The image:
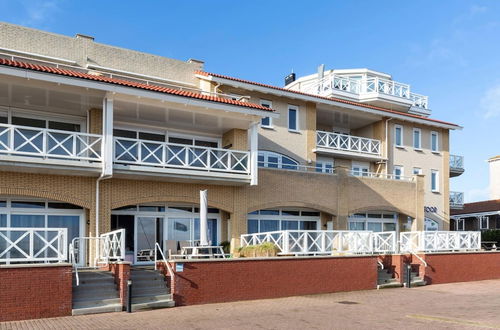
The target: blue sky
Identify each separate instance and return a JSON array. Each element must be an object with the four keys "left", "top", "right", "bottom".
[{"left": 1, "top": 0, "right": 499, "bottom": 202}]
